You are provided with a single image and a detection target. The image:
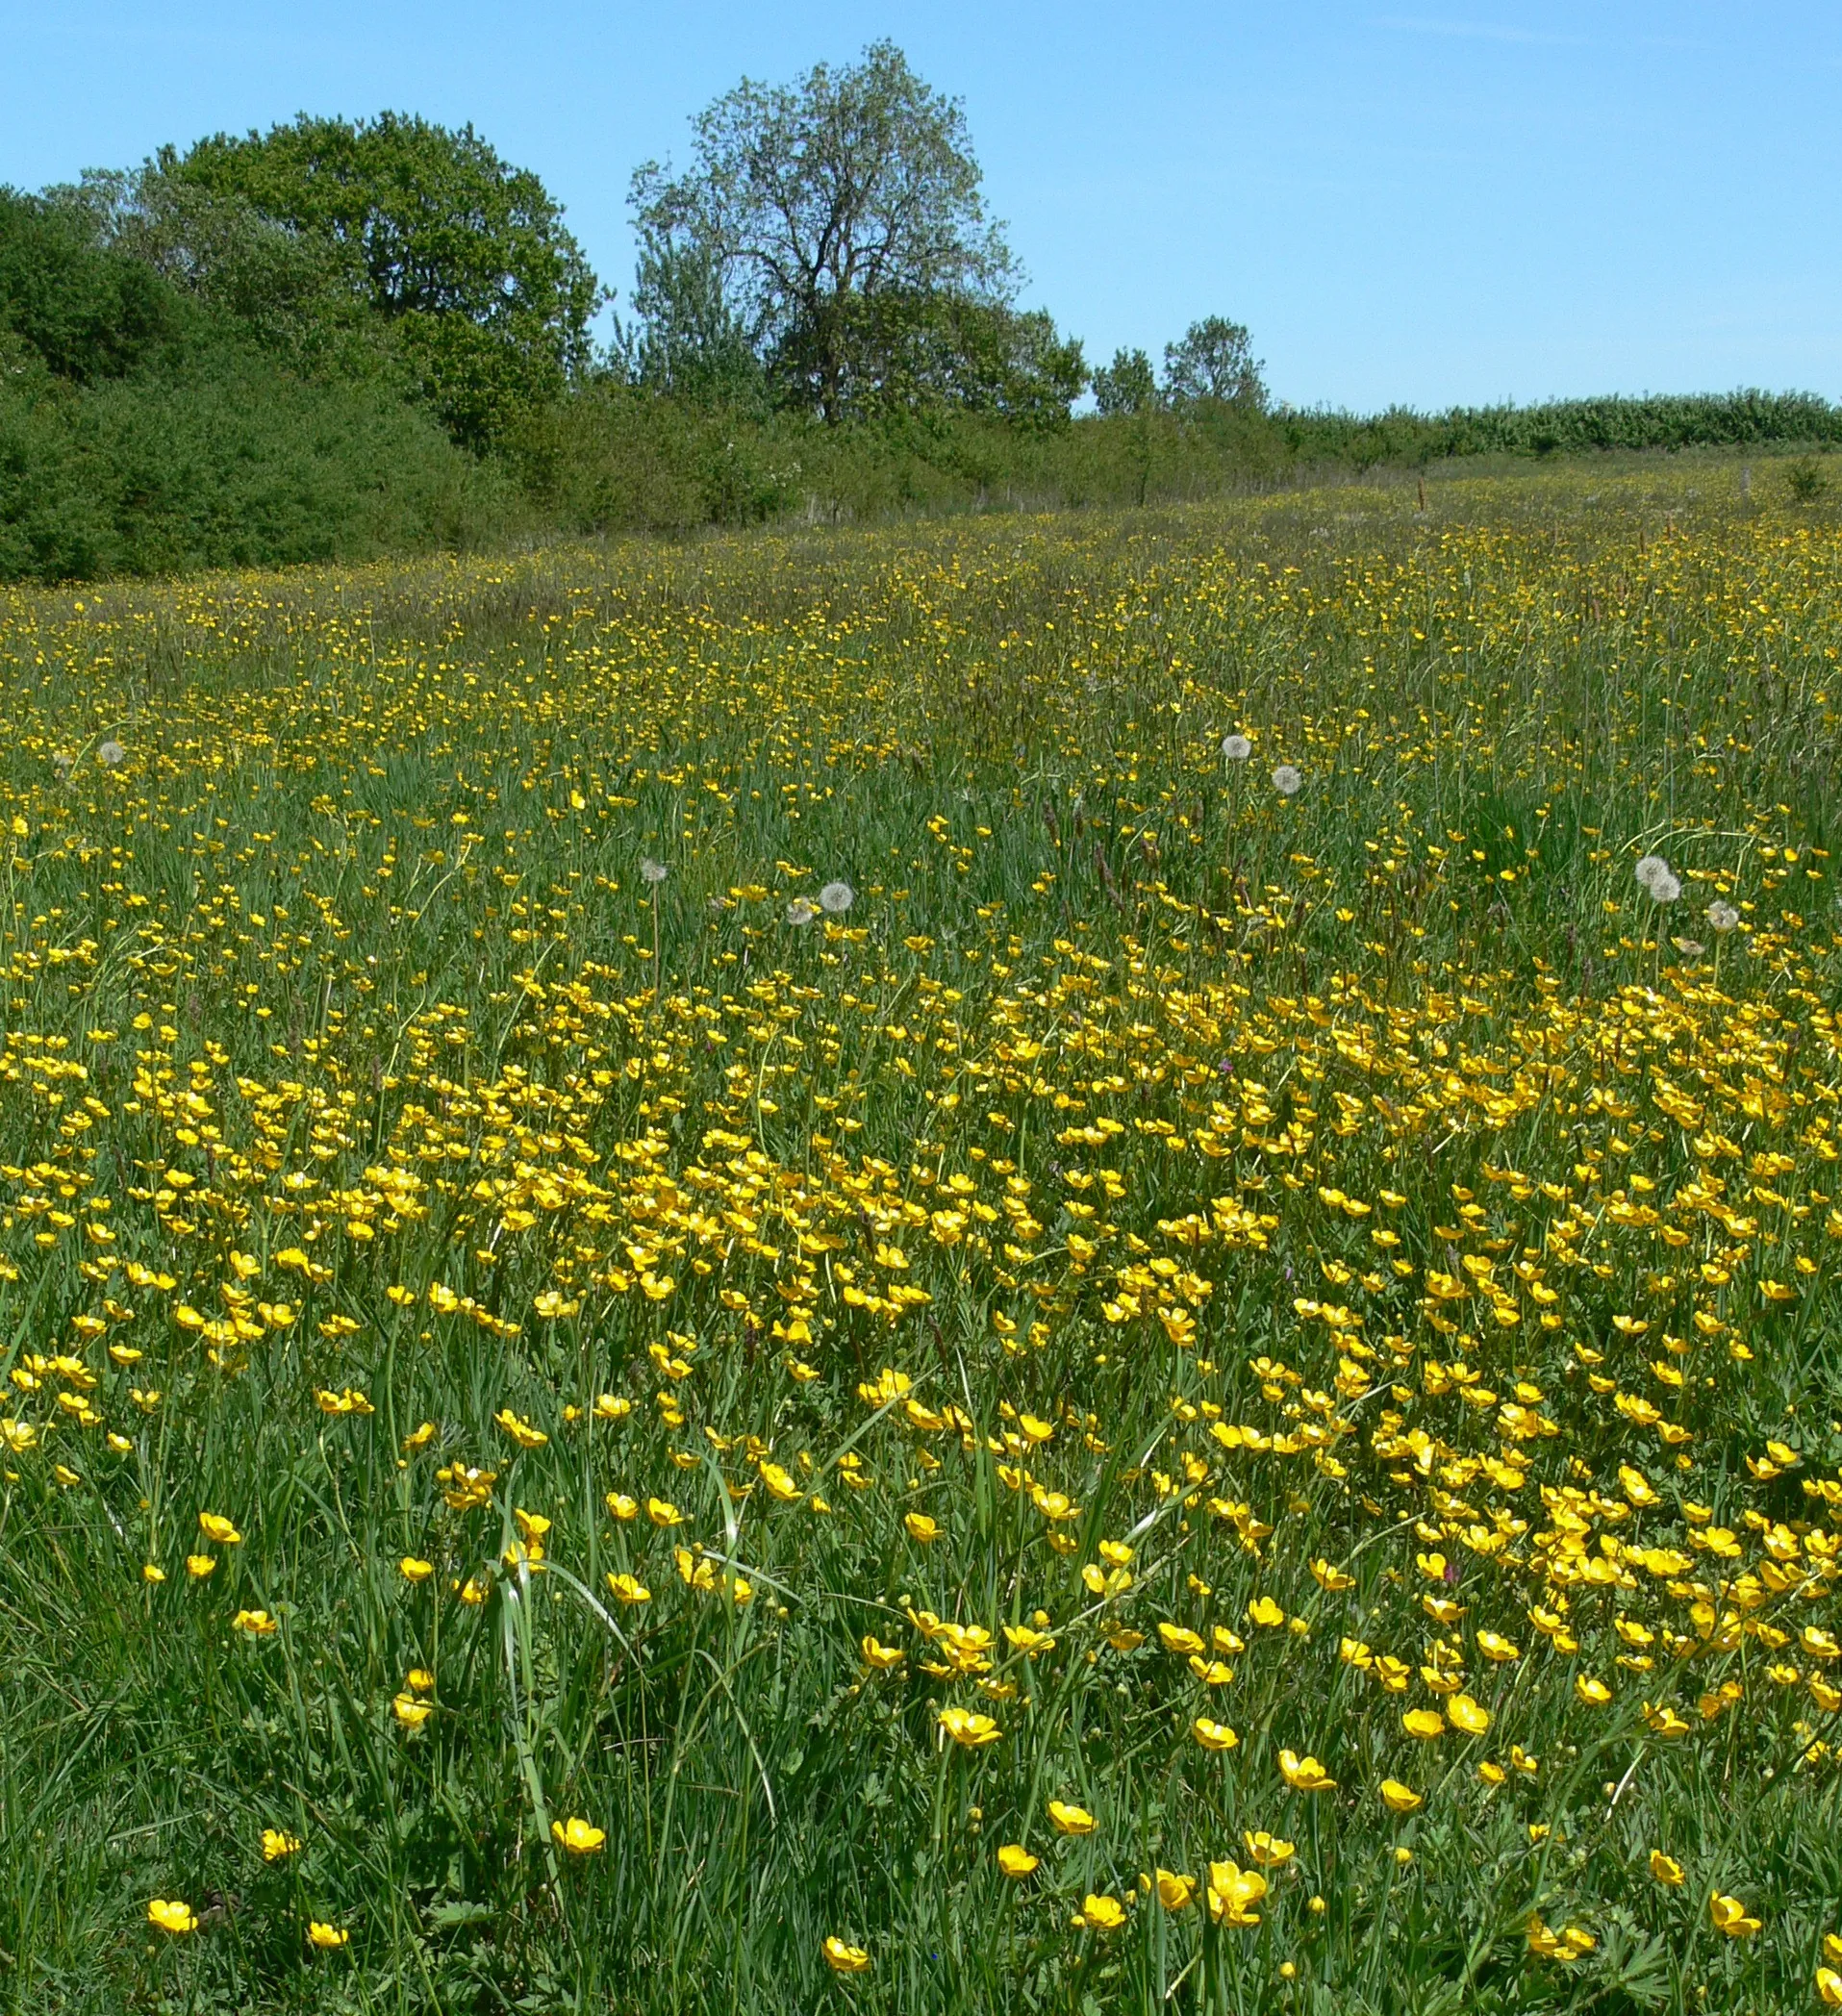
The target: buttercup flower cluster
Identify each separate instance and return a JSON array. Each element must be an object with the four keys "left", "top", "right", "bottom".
[{"left": 0, "top": 464, "right": 1836, "bottom": 2008}]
